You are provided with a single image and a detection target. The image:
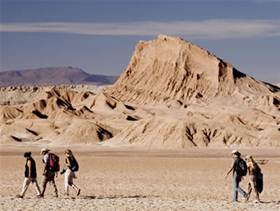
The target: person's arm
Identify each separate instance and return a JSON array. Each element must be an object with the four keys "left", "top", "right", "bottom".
[
  {"left": 27, "top": 160, "right": 32, "bottom": 178},
  {"left": 225, "top": 166, "right": 233, "bottom": 178},
  {"left": 225, "top": 160, "right": 236, "bottom": 178},
  {"left": 65, "top": 157, "right": 71, "bottom": 168}
]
